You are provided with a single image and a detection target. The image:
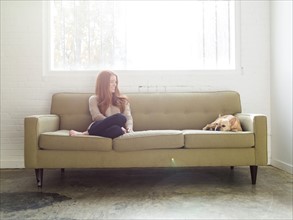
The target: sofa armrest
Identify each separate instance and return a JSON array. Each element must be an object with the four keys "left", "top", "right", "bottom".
[
  {"left": 235, "top": 113, "right": 268, "bottom": 165},
  {"left": 24, "top": 114, "right": 60, "bottom": 168}
]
